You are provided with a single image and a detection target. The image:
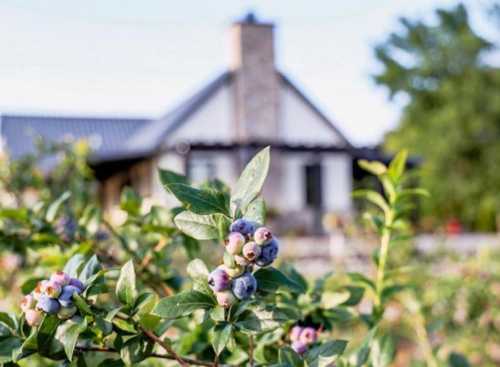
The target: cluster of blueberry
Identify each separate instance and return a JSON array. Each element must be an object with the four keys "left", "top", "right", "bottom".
[
  {"left": 20, "top": 271, "right": 85, "bottom": 326},
  {"left": 289, "top": 325, "right": 318, "bottom": 354},
  {"left": 208, "top": 218, "right": 279, "bottom": 307}
]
